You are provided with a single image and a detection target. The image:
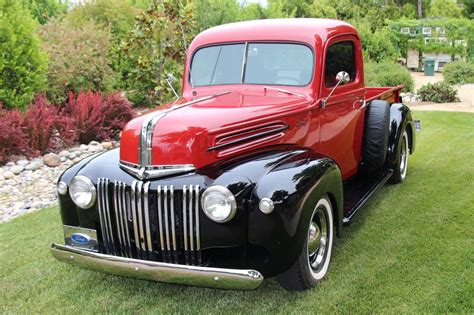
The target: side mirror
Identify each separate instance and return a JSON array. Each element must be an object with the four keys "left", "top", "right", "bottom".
[
  {"left": 321, "top": 71, "right": 350, "bottom": 108},
  {"left": 335, "top": 71, "right": 350, "bottom": 84}
]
